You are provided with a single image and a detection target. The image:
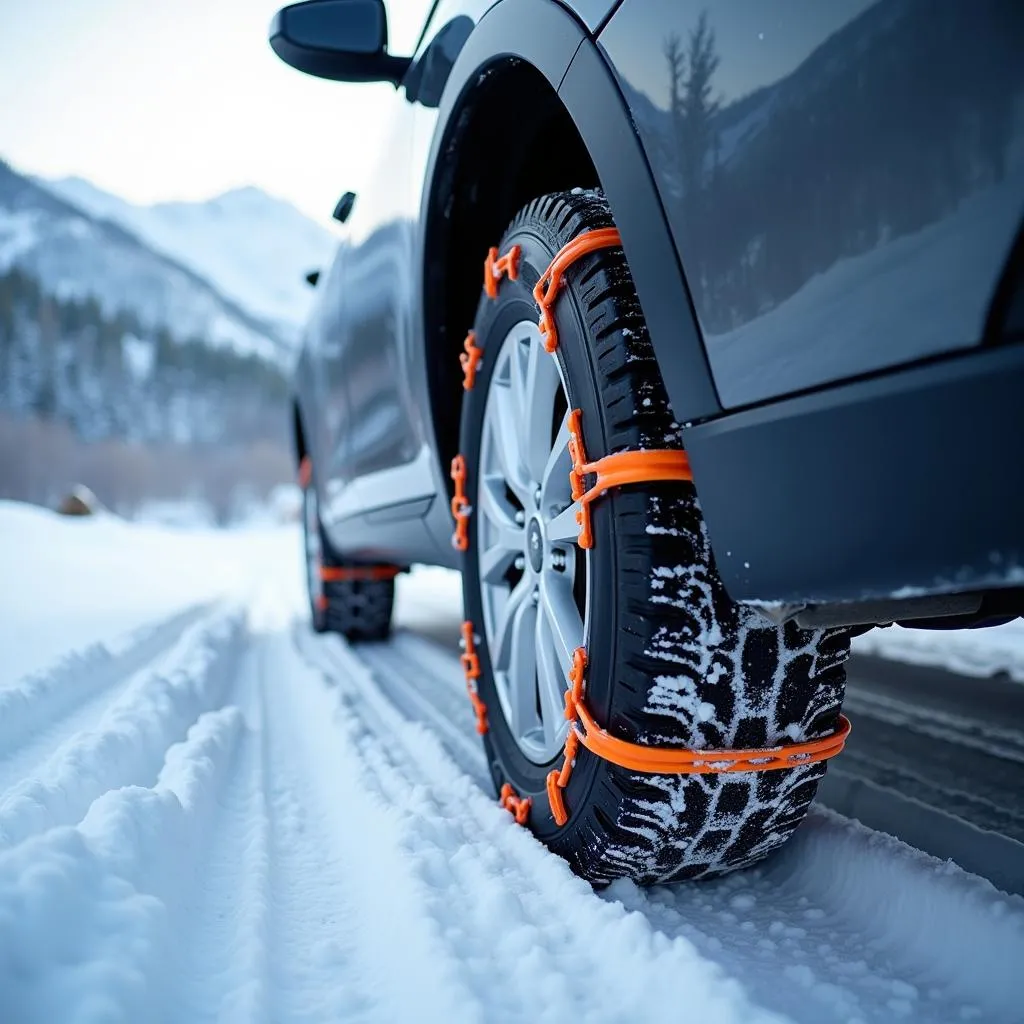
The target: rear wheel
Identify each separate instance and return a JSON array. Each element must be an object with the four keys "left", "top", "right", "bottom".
[
  {"left": 300, "top": 456, "right": 396, "bottom": 642},
  {"left": 458, "top": 190, "right": 849, "bottom": 884}
]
